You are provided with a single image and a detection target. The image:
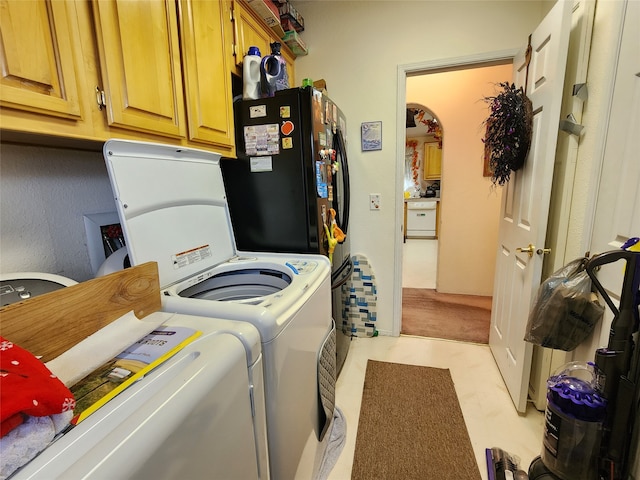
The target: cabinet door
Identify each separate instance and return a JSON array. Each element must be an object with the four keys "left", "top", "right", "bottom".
[
  {"left": 92, "top": 0, "right": 185, "bottom": 138},
  {"left": 178, "top": 0, "right": 234, "bottom": 151},
  {"left": 0, "top": 0, "right": 87, "bottom": 124},
  {"left": 233, "top": 0, "right": 271, "bottom": 68},
  {"left": 423, "top": 142, "right": 442, "bottom": 179}
]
